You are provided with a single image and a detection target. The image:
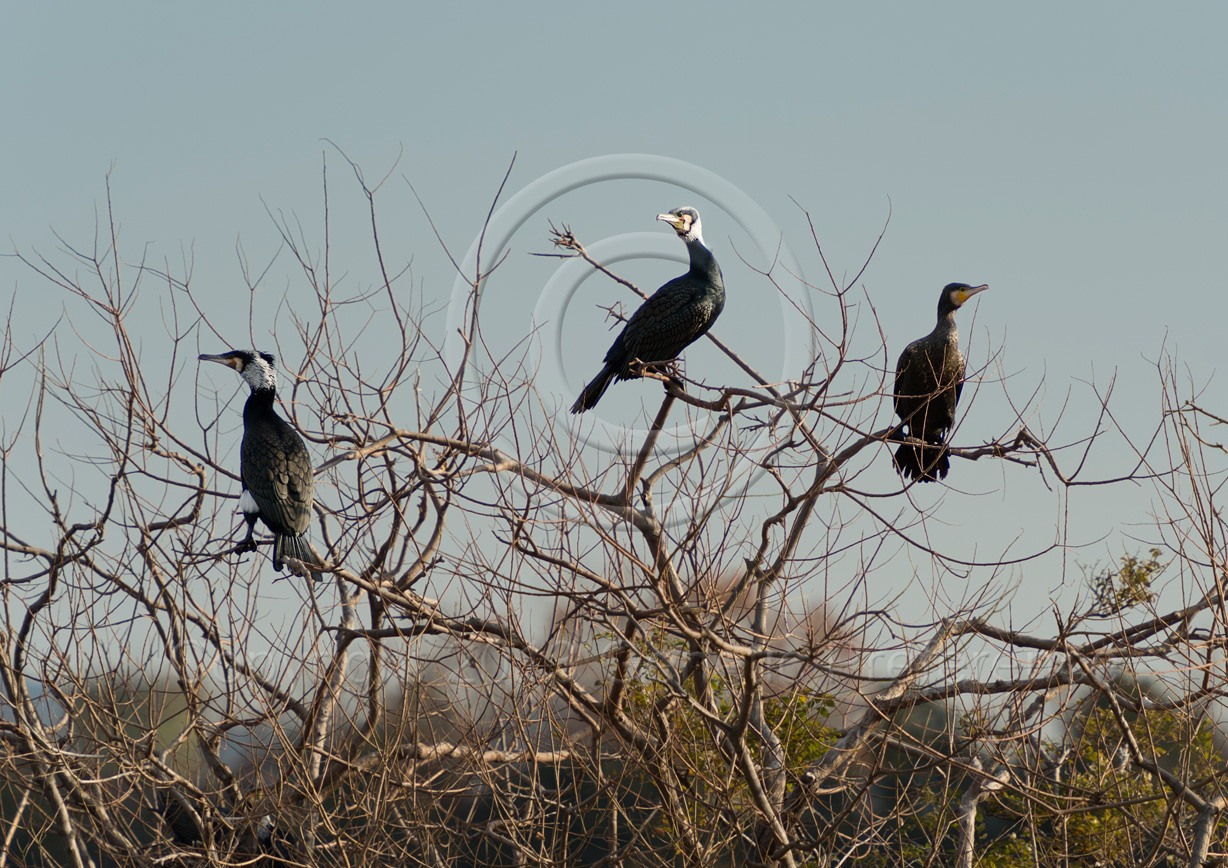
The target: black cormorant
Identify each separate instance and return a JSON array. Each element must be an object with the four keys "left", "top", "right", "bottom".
[
  {"left": 157, "top": 789, "right": 205, "bottom": 845},
  {"left": 892, "top": 283, "right": 988, "bottom": 482},
  {"left": 199, "top": 350, "right": 315, "bottom": 571},
  {"left": 570, "top": 206, "right": 725, "bottom": 413},
  {"left": 157, "top": 790, "right": 295, "bottom": 863}
]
